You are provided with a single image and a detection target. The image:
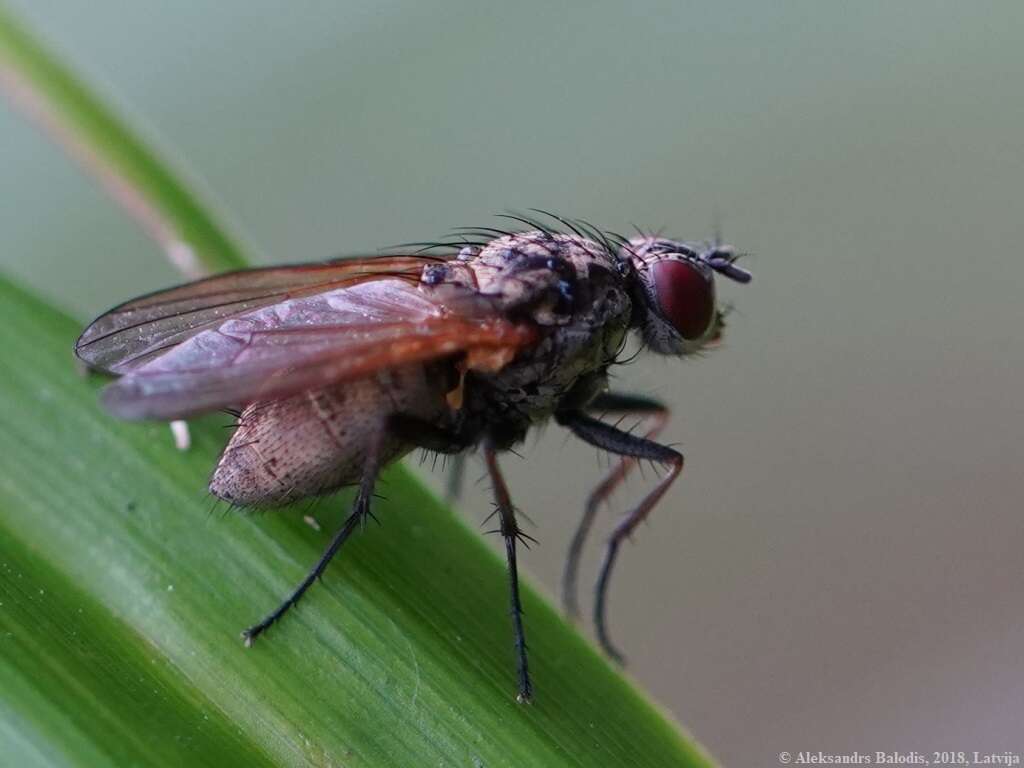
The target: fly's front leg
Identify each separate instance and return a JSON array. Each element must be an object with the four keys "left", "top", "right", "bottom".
[
  {"left": 241, "top": 426, "right": 384, "bottom": 646},
  {"left": 555, "top": 406, "right": 682, "bottom": 664},
  {"left": 482, "top": 437, "right": 534, "bottom": 703},
  {"left": 560, "top": 393, "right": 669, "bottom": 620}
]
